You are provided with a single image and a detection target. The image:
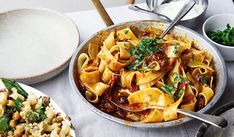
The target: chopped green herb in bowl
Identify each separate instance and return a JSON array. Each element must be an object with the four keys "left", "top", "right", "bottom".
[{"left": 207, "top": 24, "right": 234, "bottom": 46}]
